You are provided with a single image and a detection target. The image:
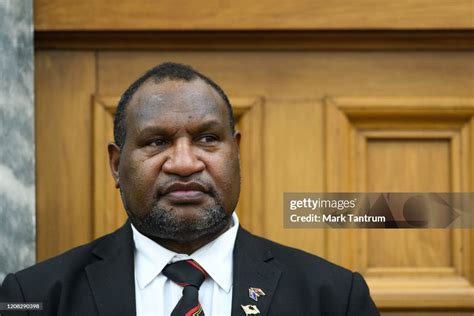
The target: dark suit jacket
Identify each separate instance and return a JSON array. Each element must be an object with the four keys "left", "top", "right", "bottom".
[{"left": 0, "top": 222, "right": 379, "bottom": 315}]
